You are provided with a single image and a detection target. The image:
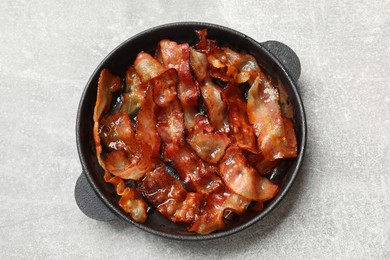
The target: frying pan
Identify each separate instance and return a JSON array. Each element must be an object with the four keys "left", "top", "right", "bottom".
[{"left": 75, "top": 22, "right": 306, "bottom": 240}]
